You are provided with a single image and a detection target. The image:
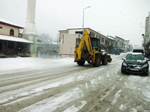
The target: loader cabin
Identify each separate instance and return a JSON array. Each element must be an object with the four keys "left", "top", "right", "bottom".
[{"left": 76, "top": 37, "right": 101, "bottom": 52}]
